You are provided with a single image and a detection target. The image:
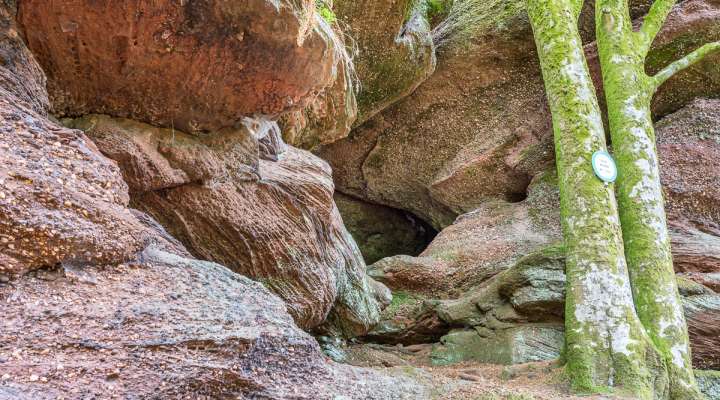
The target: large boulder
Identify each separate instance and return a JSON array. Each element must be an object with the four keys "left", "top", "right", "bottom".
[
  {"left": 280, "top": 54, "right": 358, "bottom": 150},
  {"left": 317, "top": 6, "right": 550, "bottom": 229},
  {"left": 368, "top": 171, "right": 562, "bottom": 297},
  {"left": 279, "top": 0, "right": 439, "bottom": 150},
  {"left": 429, "top": 247, "right": 720, "bottom": 369},
  {"left": 0, "top": 6, "right": 164, "bottom": 279},
  {"left": 0, "top": 8, "right": 427, "bottom": 397},
  {"left": 66, "top": 114, "right": 388, "bottom": 337},
  {"left": 318, "top": 0, "right": 720, "bottom": 229},
  {"left": 362, "top": 173, "right": 561, "bottom": 344},
  {"left": 0, "top": 246, "right": 428, "bottom": 399},
  {"left": 335, "top": 0, "right": 436, "bottom": 124},
  {"left": 18, "top": 0, "right": 341, "bottom": 134}
]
